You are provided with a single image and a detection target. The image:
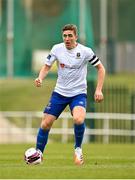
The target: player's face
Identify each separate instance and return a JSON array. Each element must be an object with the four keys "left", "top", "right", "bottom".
[{"left": 62, "top": 30, "right": 78, "bottom": 49}]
